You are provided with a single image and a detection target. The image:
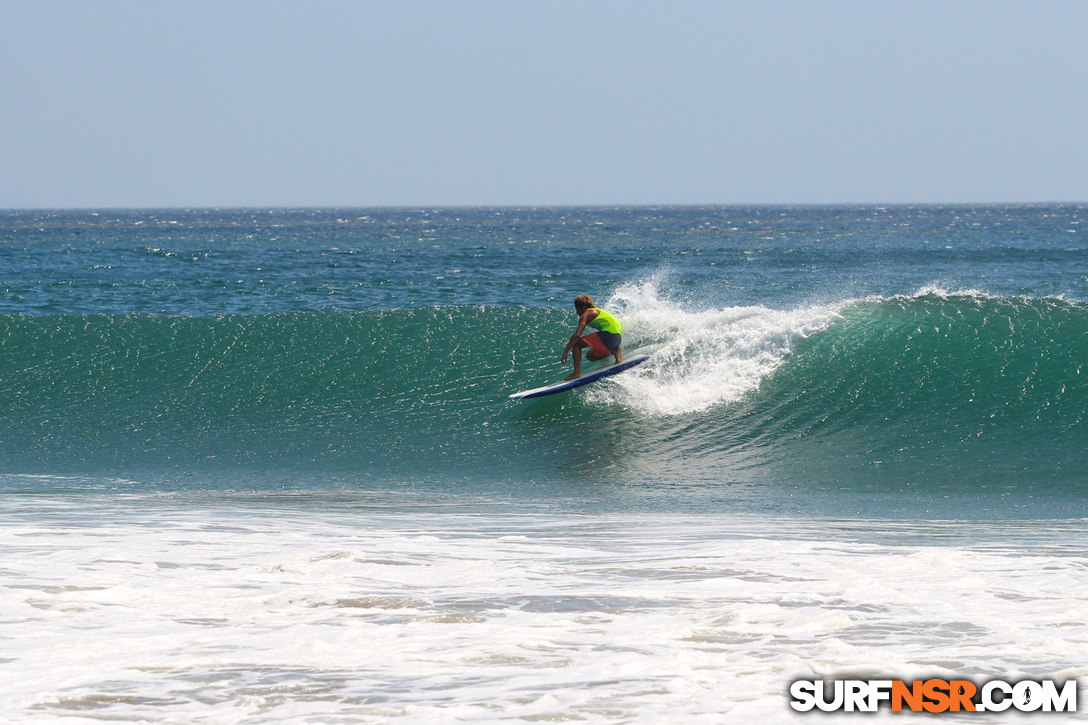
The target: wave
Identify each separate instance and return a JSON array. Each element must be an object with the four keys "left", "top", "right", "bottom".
[
  {"left": 591, "top": 279, "right": 845, "bottom": 415},
  {"left": 598, "top": 286, "right": 1088, "bottom": 494},
  {"left": 0, "top": 308, "right": 558, "bottom": 477},
  {"left": 2, "top": 288, "right": 1086, "bottom": 494}
]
